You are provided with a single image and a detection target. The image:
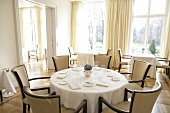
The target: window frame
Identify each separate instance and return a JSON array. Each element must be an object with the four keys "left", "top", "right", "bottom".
[{"left": 131, "top": 0, "right": 168, "bottom": 56}]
